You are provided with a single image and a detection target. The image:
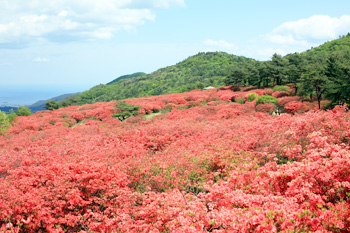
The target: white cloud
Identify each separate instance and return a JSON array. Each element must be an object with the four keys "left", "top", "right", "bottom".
[
  {"left": 151, "top": 0, "right": 186, "bottom": 8},
  {"left": 263, "top": 15, "right": 350, "bottom": 45},
  {"left": 0, "top": 0, "right": 184, "bottom": 46},
  {"left": 34, "top": 57, "right": 49, "bottom": 62},
  {"left": 257, "top": 48, "right": 287, "bottom": 58},
  {"left": 203, "top": 39, "right": 238, "bottom": 51},
  {"left": 128, "top": 0, "right": 186, "bottom": 9}
]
